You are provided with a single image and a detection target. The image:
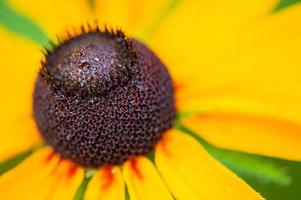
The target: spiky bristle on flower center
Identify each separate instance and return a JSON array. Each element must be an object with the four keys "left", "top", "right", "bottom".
[{"left": 33, "top": 28, "right": 176, "bottom": 168}]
